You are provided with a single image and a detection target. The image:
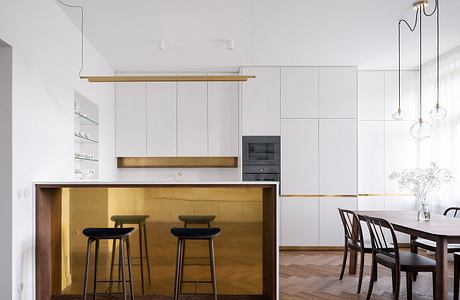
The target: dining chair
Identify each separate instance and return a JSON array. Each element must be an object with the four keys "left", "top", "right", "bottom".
[
  {"left": 365, "top": 215, "right": 436, "bottom": 300},
  {"left": 338, "top": 208, "right": 373, "bottom": 293},
  {"left": 411, "top": 207, "right": 460, "bottom": 281}
]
